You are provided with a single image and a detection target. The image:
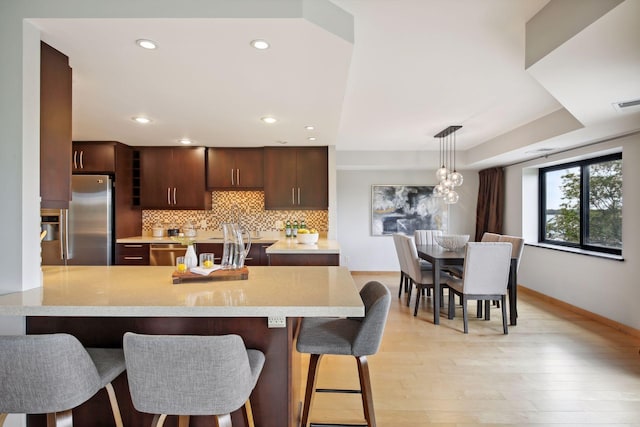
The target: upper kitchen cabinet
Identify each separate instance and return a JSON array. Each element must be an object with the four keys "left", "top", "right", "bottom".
[
  {"left": 40, "top": 41, "right": 72, "bottom": 209},
  {"left": 206, "top": 147, "right": 264, "bottom": 190},
  {"left": 140, "top": 147, "right": 211, "bottom": 210},
  {"left": 264, "top": 147, "right": 328, "bottom": 210},
  {"left": 72, "top": 141, "right": 117, "bottom": 173}
]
